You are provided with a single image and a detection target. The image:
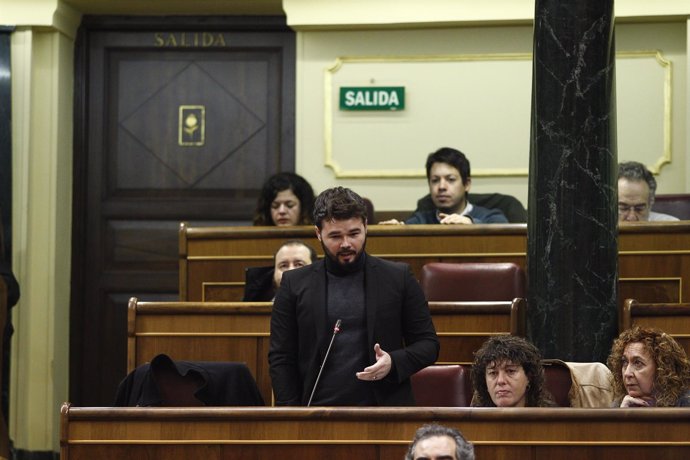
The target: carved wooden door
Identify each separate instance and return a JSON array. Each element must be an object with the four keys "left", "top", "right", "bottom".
[{"left": 71, "top": 17, "right": 294, "bottom": 405}]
